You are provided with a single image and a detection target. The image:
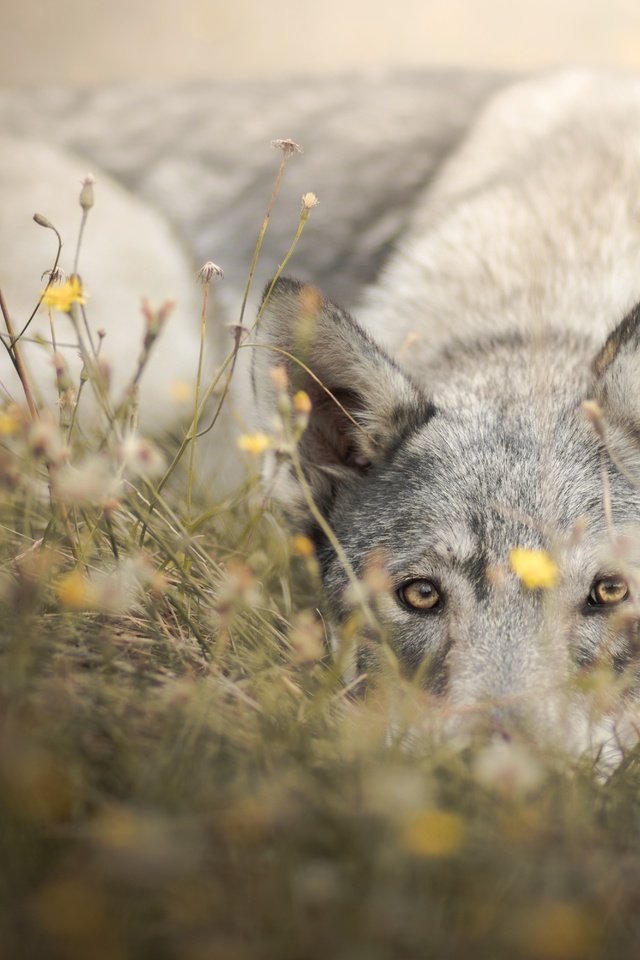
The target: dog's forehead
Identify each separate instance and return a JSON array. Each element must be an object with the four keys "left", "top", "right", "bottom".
[{"left": 376, "top": 398, "right": 602, "bottom": 543}]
